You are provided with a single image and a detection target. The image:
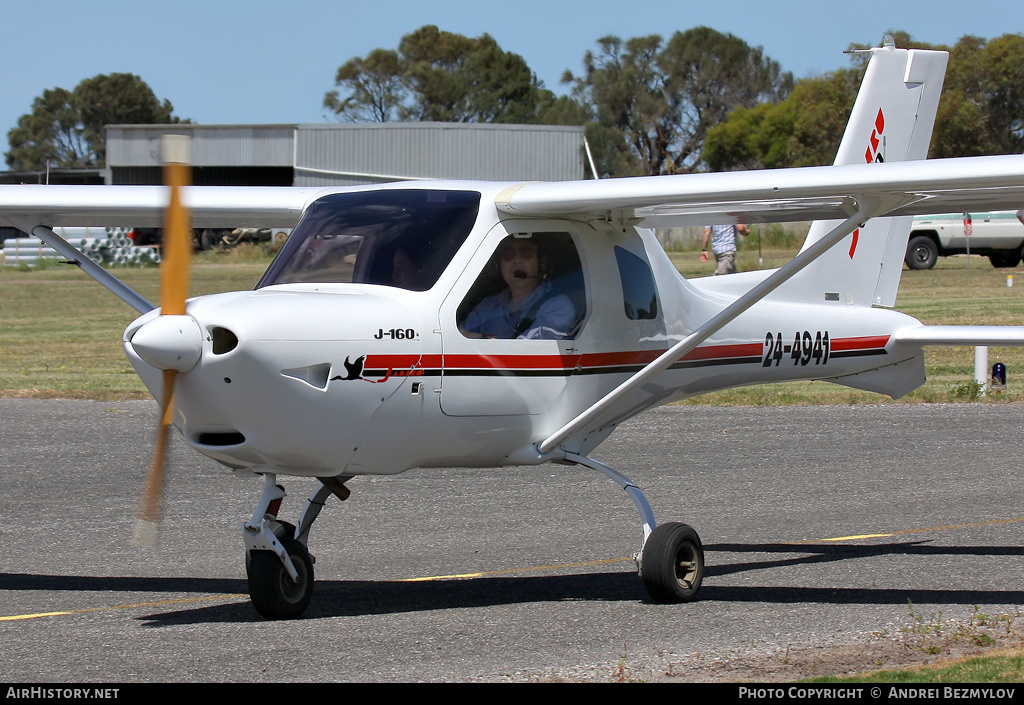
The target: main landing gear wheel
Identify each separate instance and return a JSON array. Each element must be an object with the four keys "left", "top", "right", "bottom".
[
  {"left": 247, "top": 537, "right": 314, "bottom": 619},
  {"left": 641, "top": 522, "right": 705, "bottom": 603}
]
